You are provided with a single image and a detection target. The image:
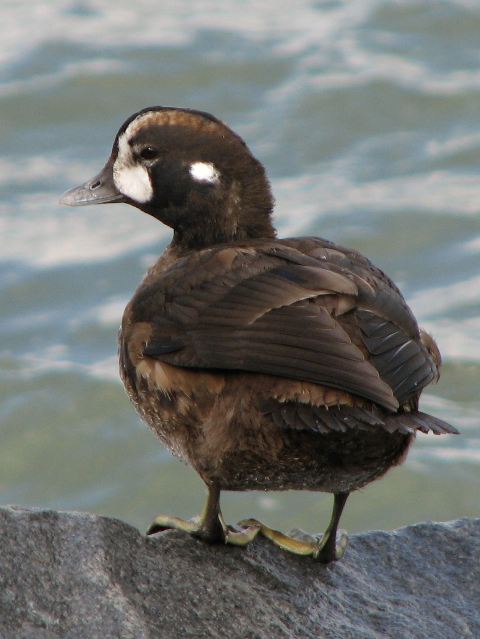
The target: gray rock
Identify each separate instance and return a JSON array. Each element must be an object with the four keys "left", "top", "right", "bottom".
[{"left": 0, "top": 506, "right": 478, "bottom": 639}]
